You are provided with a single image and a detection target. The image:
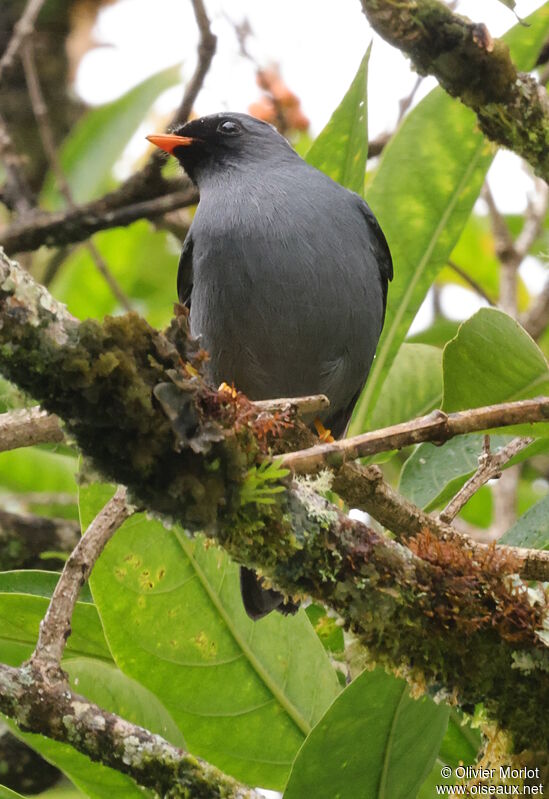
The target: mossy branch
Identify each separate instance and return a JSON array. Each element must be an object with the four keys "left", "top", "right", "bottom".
[
  {"left": 360, "top": 0, "right": 549, "bottom": 180},
  {"left": 0, "top": 661, "right": 261, "bottom": 799},
  {"left": 0, "top": 248, "right": 548, "bottom": 756}
]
